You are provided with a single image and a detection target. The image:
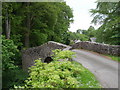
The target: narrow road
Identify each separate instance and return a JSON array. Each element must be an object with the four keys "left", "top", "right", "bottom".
[{"left": 72, "top": 49, "right": 119, "bottom": 88}]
